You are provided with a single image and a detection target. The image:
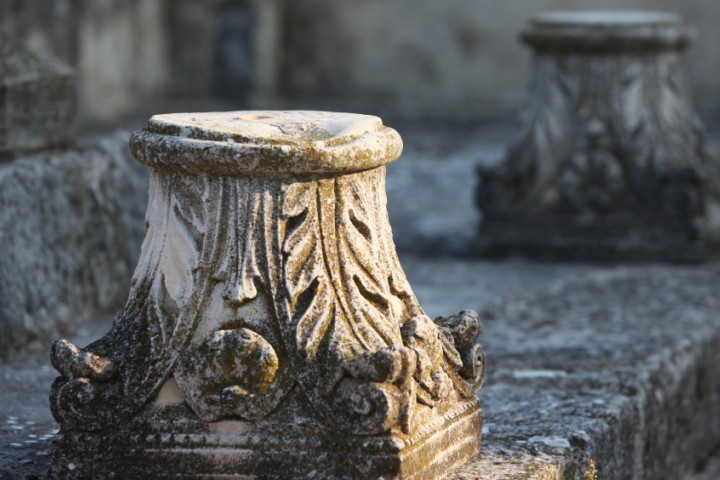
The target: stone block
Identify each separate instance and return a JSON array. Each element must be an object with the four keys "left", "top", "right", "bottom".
[
  {"left": 2, "top": 256, "right": 720, "bottom": 478},
  {"left": 0, "top": 35, "right": 77, "bottom": 155},
  {"left": 0, "top": 131, "right": 148, "bottom": 358},
  {"left": 451, "top": 264, "right": 720, "bottom": 479}
]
